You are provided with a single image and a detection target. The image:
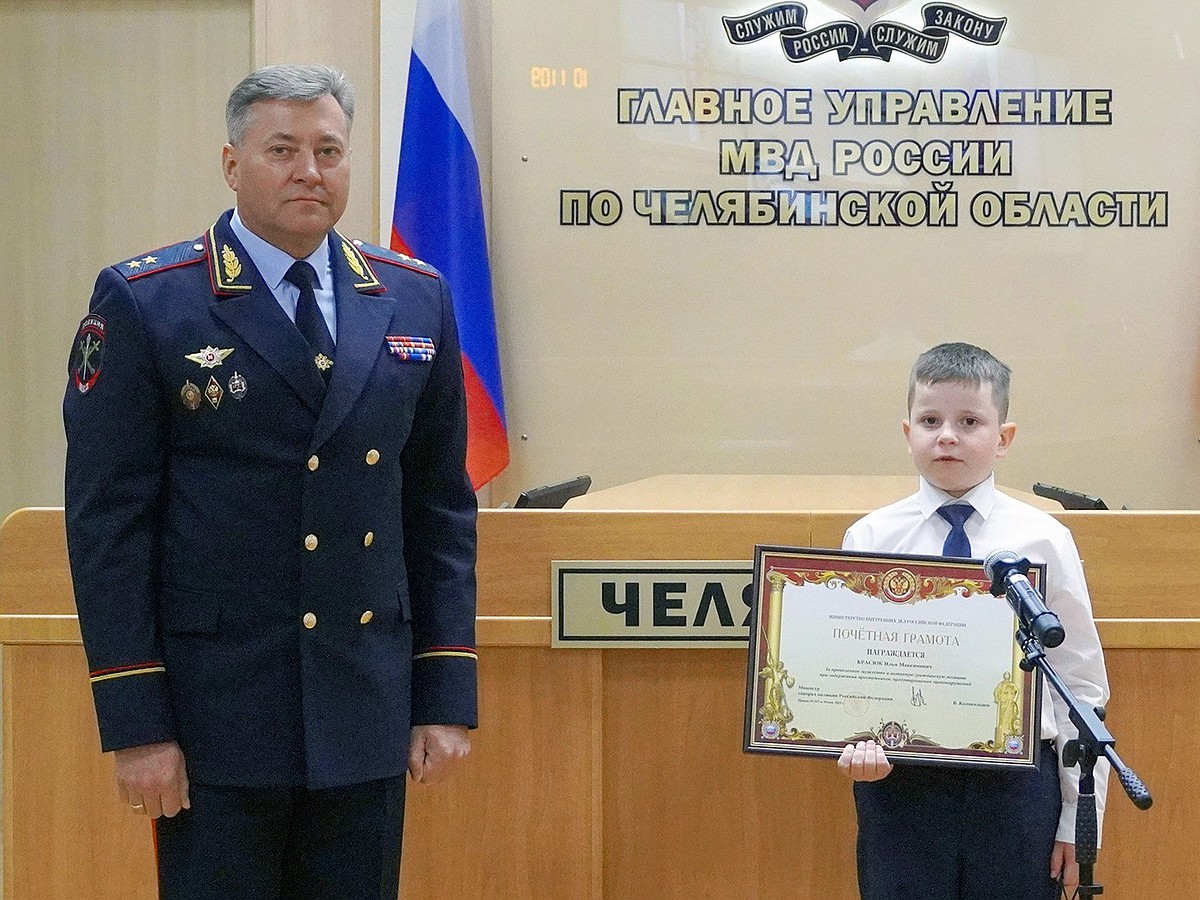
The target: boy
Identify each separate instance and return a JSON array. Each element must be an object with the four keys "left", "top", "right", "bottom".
[{"left": 837, "top": 342, "right": 1109, "bottom": 900}]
